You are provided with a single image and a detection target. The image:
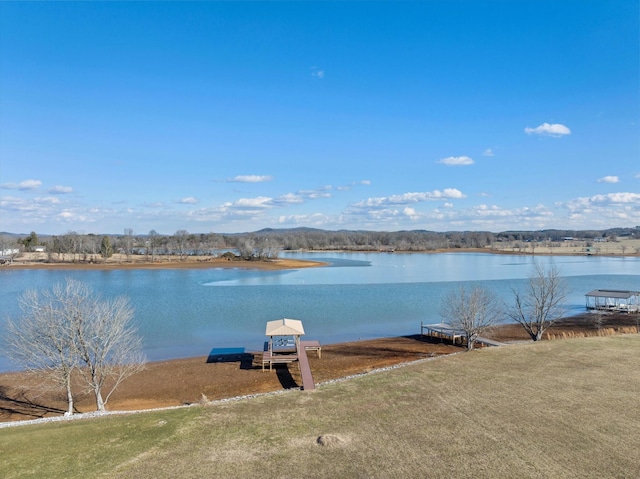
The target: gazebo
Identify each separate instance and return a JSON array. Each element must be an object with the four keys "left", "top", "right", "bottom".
[
  {"left": 262, "top": 318, "right": 322, "bottom": 391},
  {"left": 265, "top": 318, "right": 305, "bottom": 350},
  {"left": 262, "top": 318, "right": 305, "bottom": 371}
]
